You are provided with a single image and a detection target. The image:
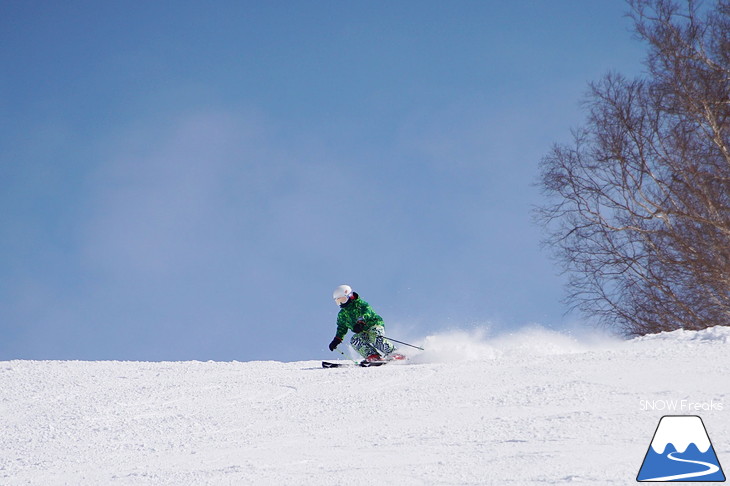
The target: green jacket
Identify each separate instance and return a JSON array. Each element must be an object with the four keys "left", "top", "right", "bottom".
[{"left": 335, "top": 293, "right": 384, "bottom": 339}]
